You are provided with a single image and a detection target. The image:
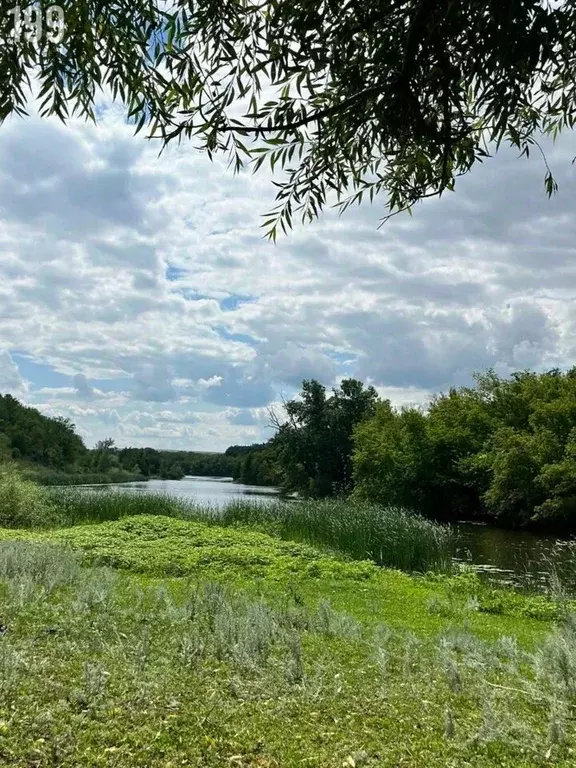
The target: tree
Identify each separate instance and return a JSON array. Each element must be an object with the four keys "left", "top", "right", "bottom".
[
  {"left": 93, "top": 437, "right": 118, "bottom": 473},
  {"left": 275, "top": 378, "right": 378, "bottom": 496},
  {"left": 353, "top": 402, "right": 434, "bottom": 511},
  {"left": 2, "top": 1, "right": 575, "bottom": 235},
  {"left": 0, "top": 393, "right": 85, "bottom": 468}
]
